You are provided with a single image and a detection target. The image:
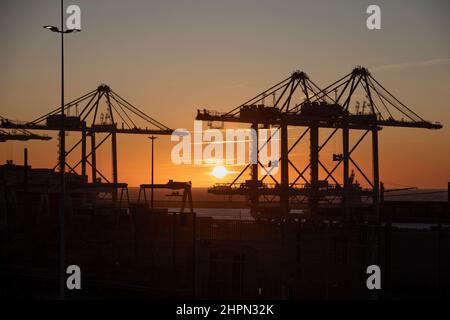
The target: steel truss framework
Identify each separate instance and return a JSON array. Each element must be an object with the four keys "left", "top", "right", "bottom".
[
  {"left": 196, "top": 67, "right": 442, "bottom": 219},
  {"left": 0, "top": 85, "right": 173, "bottom": 189}
]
